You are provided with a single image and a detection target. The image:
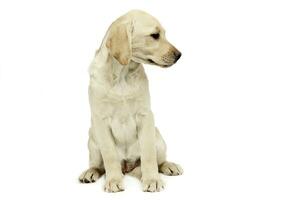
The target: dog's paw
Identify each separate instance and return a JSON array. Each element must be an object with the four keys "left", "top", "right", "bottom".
[
  {"left": 159, "top": 162, "right": 183, "bottom": 176},
  {"left": 79, "top": 168, "right": 103, "bottom": 183},
  {"left": 142, "top": 177, "right": 165, "bottom": 192},
  {"left": 104, "top": 178, "right": 124, "bottom": 193}
]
